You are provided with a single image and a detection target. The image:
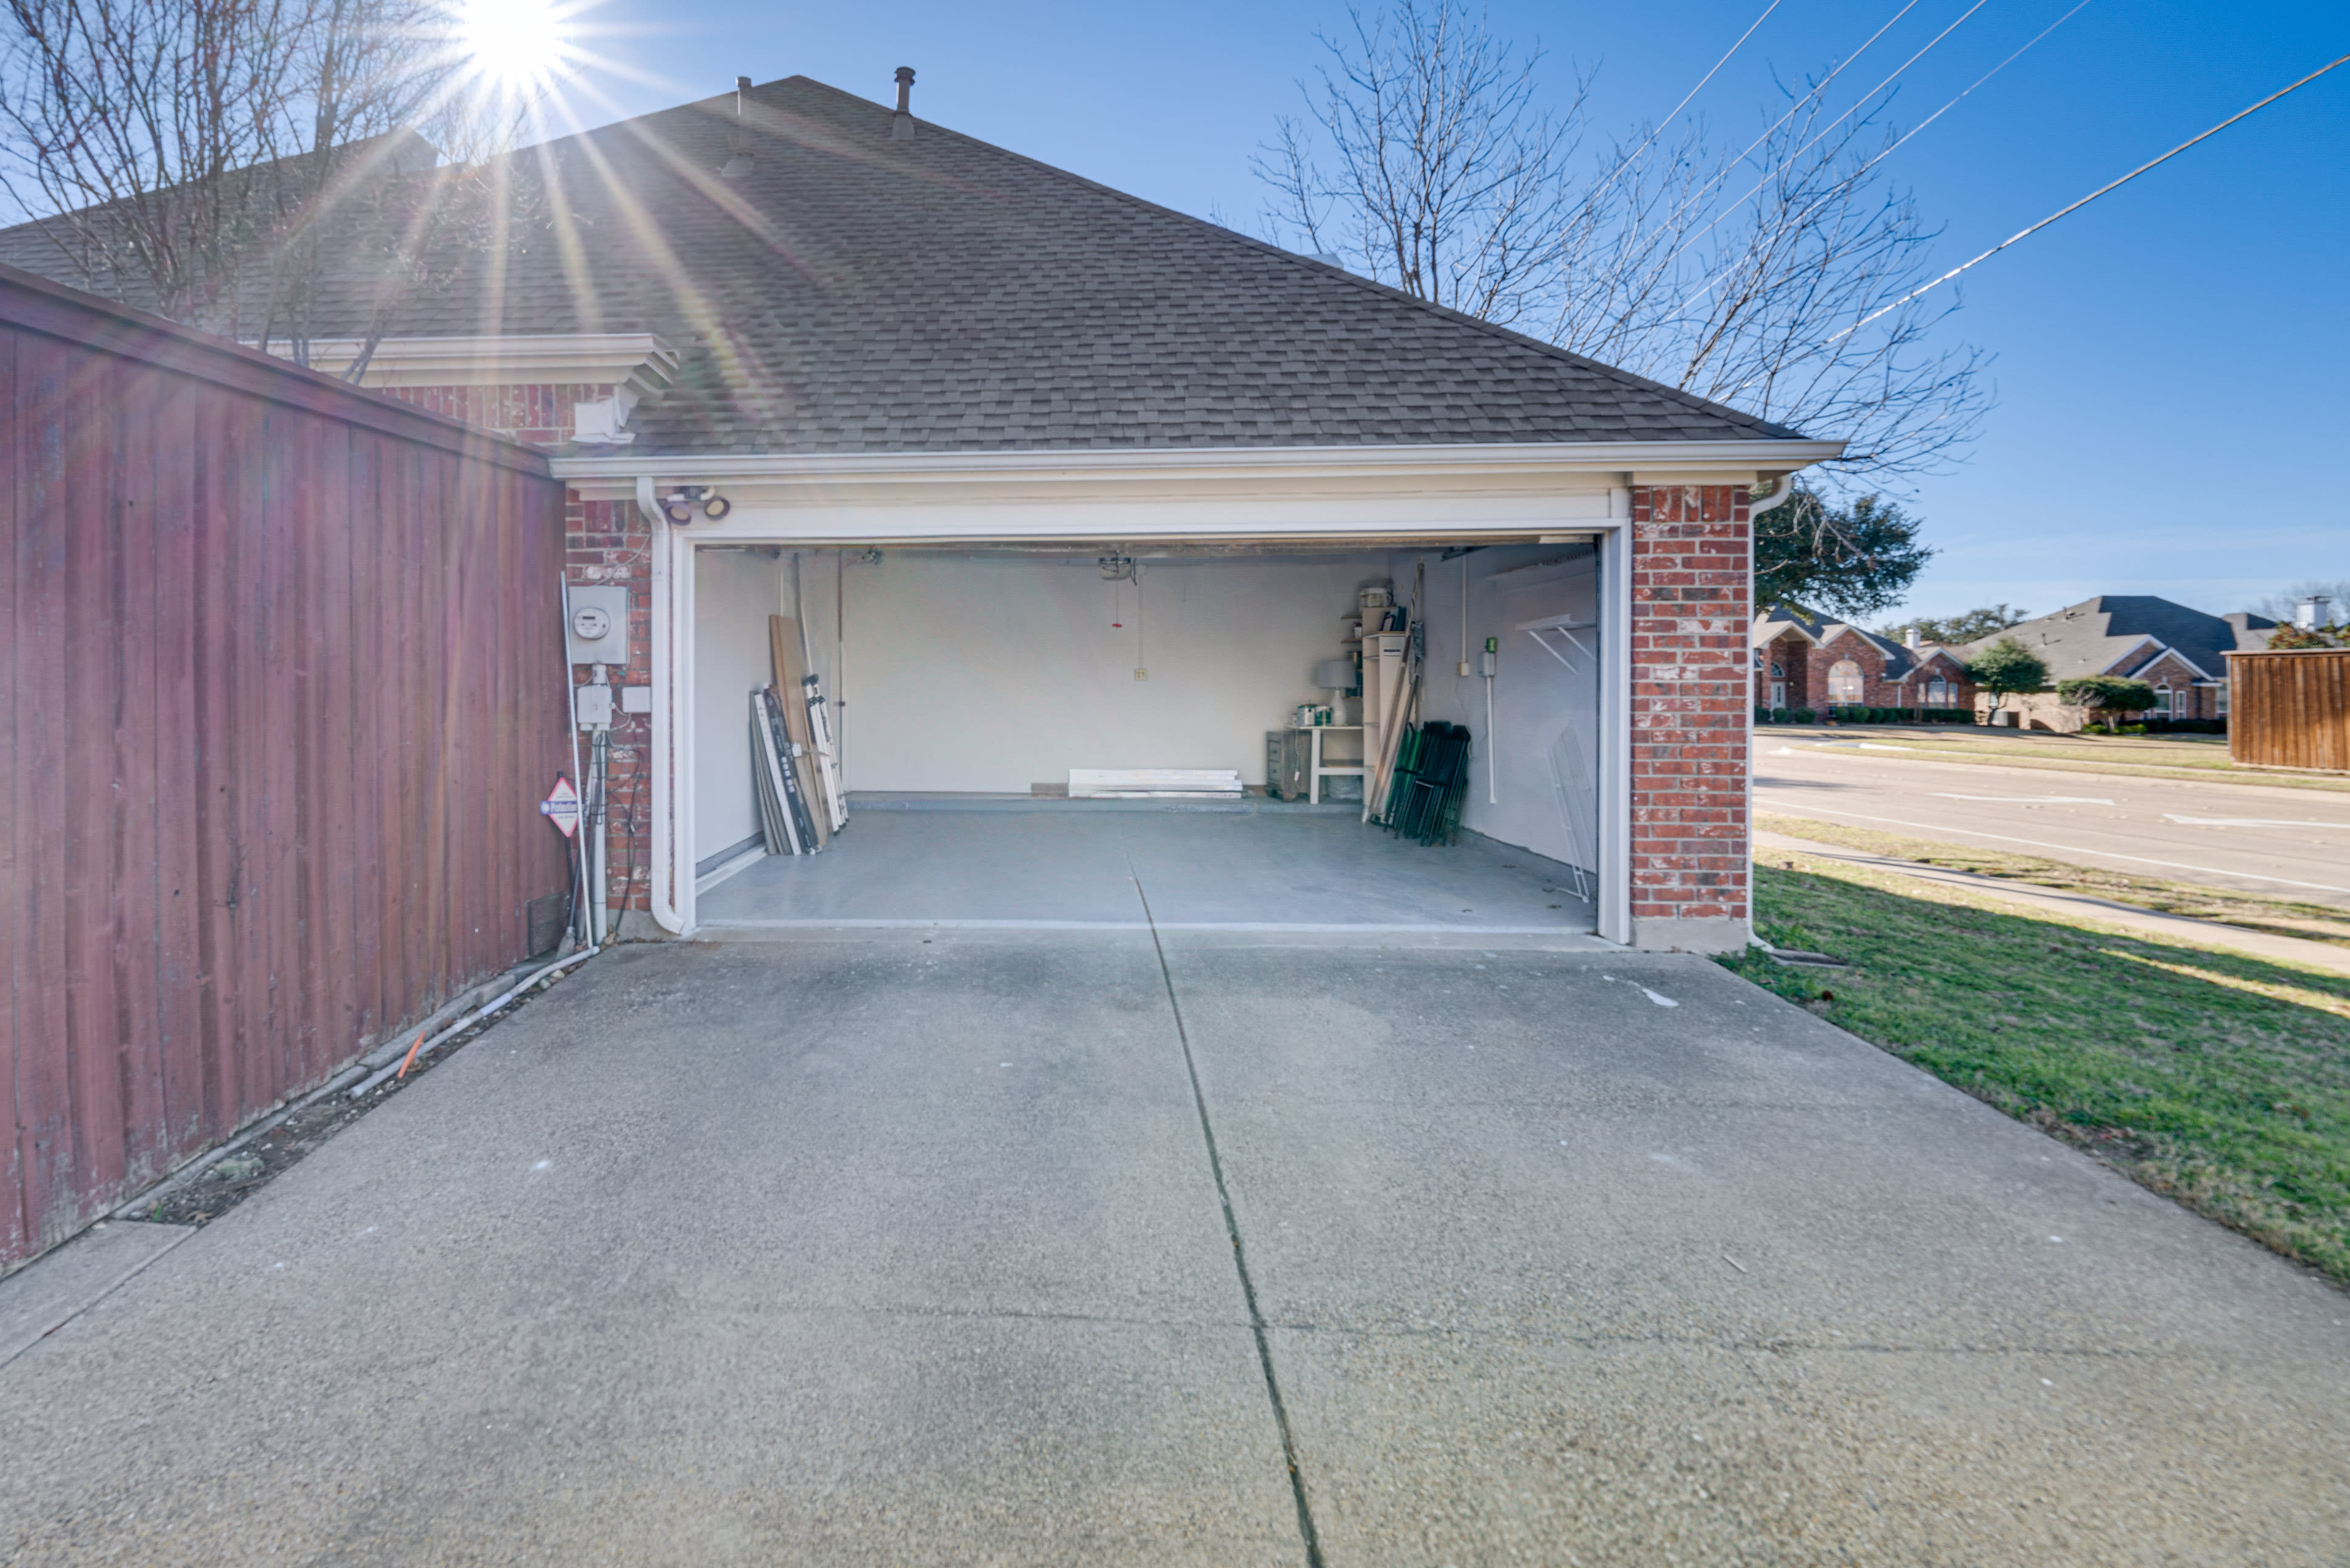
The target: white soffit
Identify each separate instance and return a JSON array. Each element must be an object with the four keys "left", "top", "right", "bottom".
[{"left": 270, "top": 334, "right": 681, "bottom": 394}]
